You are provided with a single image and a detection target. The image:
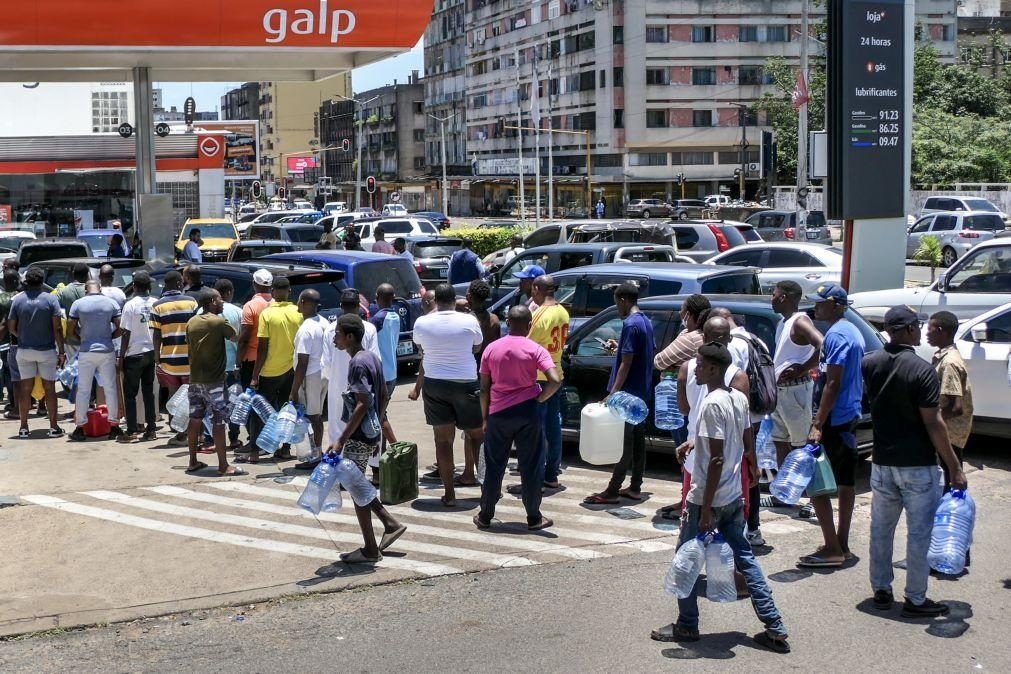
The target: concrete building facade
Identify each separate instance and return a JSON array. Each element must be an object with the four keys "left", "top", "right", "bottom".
[
  {"left": 317, "top": 98, "right": 357, "bottom": 185},
  {"left": 220, "top": 82, "right": 261, "bottom": 123}
]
